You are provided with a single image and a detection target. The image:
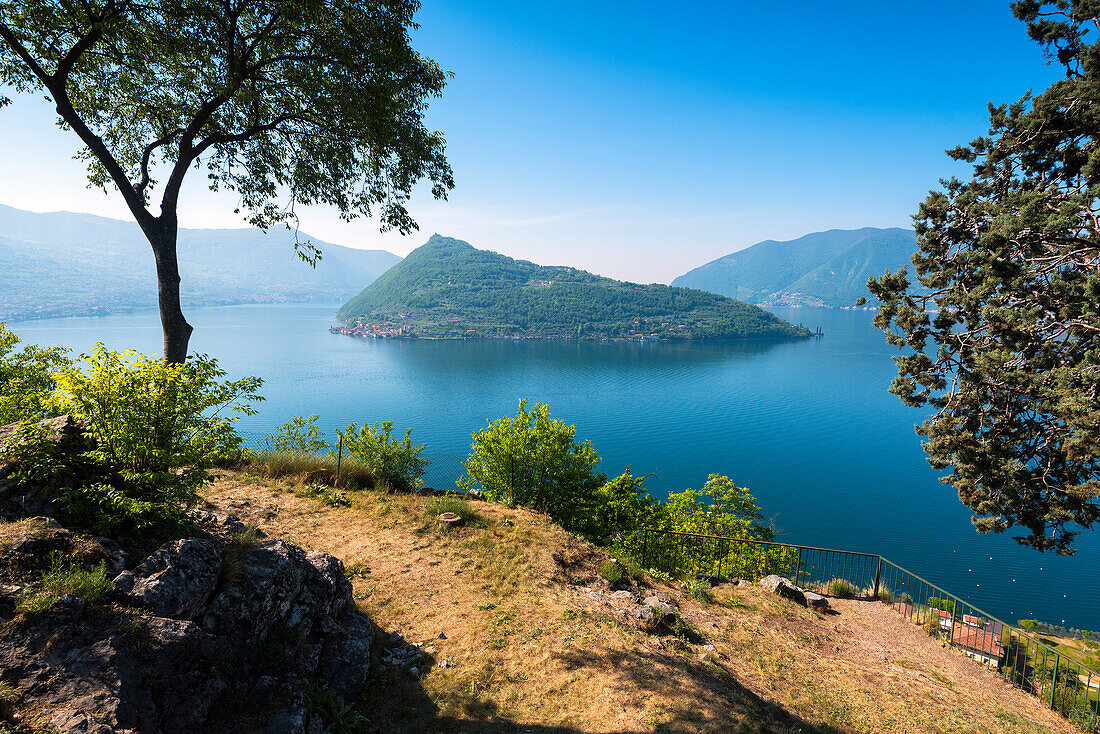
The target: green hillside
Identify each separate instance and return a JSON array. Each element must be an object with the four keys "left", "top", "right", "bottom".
[
  {"left": 671, "top": 227, "right": 920, "bottom": 307},
  {"left": 337, "top": 235, "right": 810, "bottom": 340}
]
